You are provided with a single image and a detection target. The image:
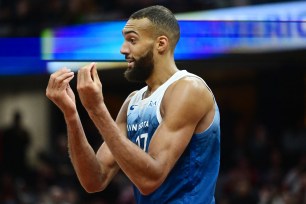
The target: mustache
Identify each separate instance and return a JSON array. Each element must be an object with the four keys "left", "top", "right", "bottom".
[{"left": 125, "top": 56, "right": 134, "bottom": 60}]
